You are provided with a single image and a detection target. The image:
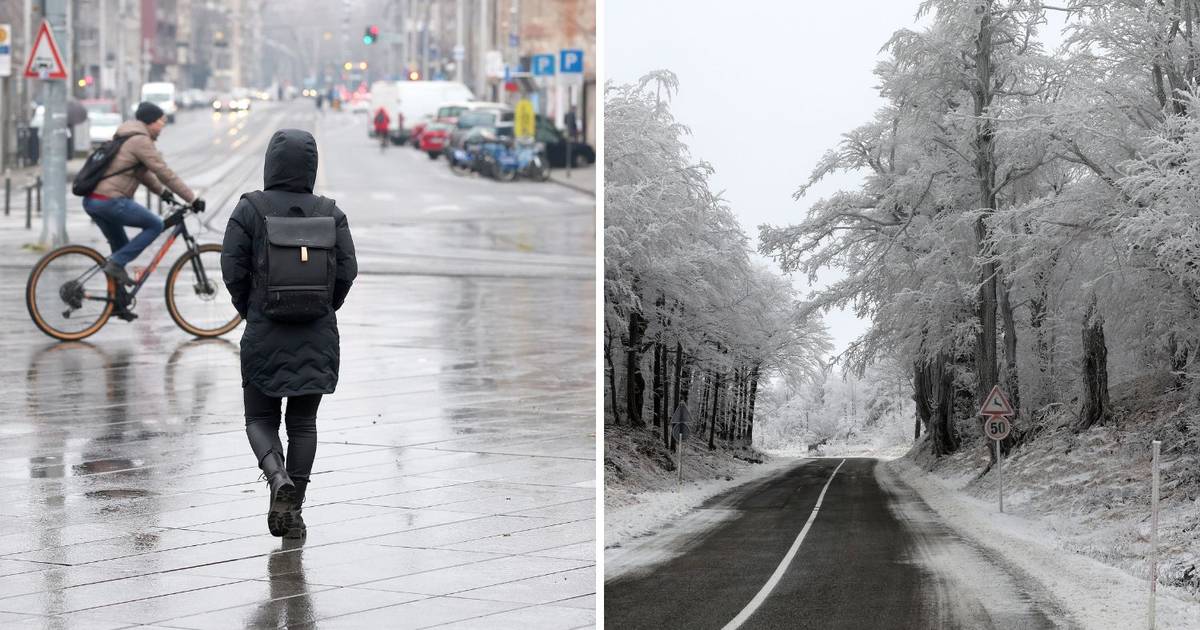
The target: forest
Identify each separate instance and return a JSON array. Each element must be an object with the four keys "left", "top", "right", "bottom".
[{"left": 608, "top": 0, "right": 1200, "bottom": 463}]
